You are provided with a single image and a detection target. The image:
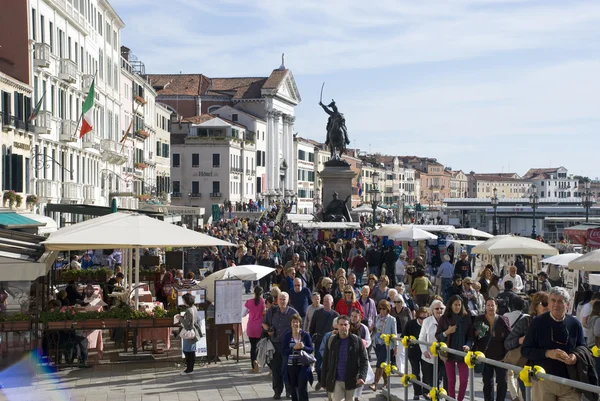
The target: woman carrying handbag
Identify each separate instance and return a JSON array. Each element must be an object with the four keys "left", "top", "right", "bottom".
[{"left": 178, "top": 293, "right": 202, "bottom": 375}]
